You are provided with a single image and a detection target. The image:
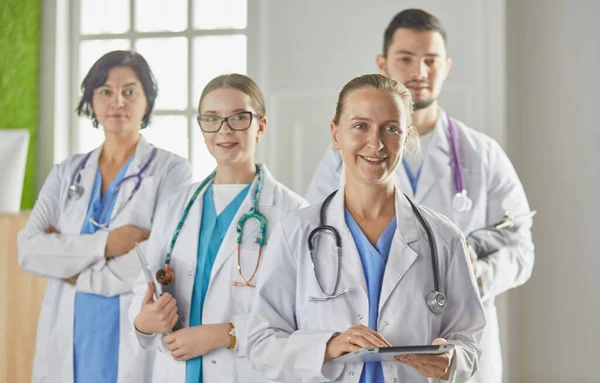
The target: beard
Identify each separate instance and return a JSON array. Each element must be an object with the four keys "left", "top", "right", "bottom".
[{"left": 412, "top": 97, "right": 435, "bottom": 110}]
